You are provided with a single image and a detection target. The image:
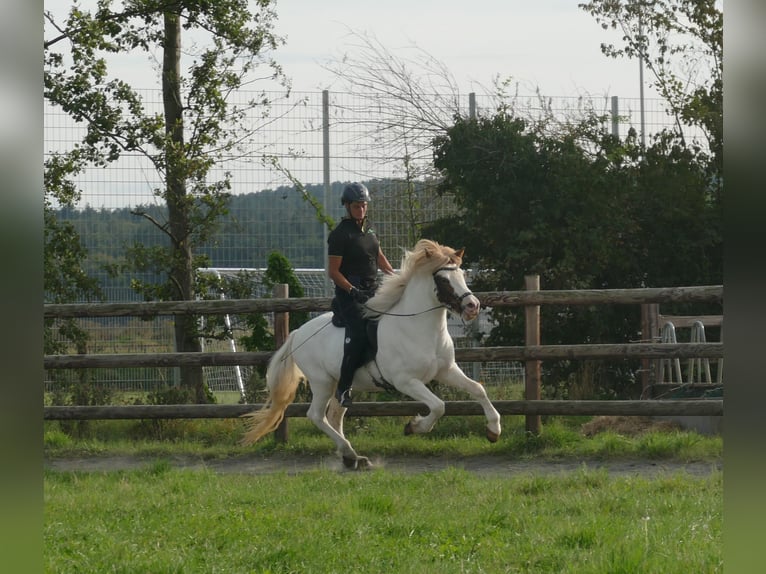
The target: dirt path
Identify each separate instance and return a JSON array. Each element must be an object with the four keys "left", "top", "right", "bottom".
[
  {"left": 44, "top": 453, "right": 722, "bottom": 477},
  {"left": 45, "top": 417, "right": 722, "bottom": 476}
]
